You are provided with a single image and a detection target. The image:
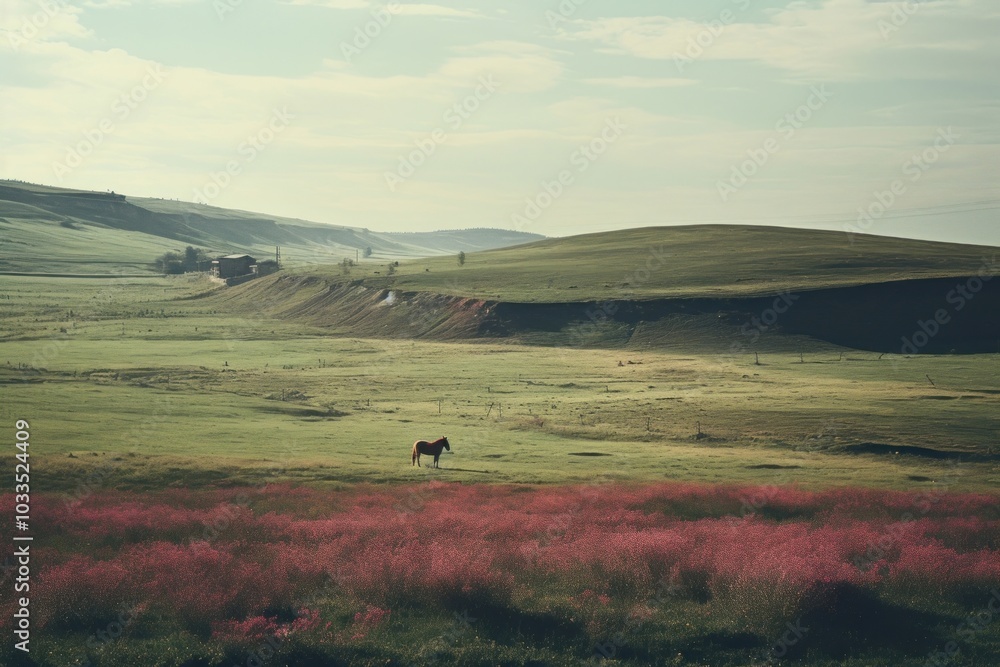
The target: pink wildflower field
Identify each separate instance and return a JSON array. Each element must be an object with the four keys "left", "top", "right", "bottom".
[{"left": 3, "top": 482, "right": 999, "bottom": 666}]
